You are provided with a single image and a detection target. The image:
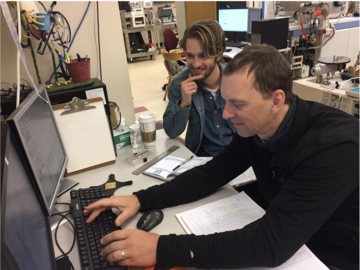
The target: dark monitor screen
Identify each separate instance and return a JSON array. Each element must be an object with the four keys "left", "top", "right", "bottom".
[
  {"left": 1, "top": 125, "right": 56, "bottom": 270},
  {"left": 218, "top": 9, "right": 248, "bottom": 32},
  {"left": 248, "top": 7, "right": 262, "bottom": 33},
  {"left": 6, "top": 85, "right": 68, "bottom": 216}
]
